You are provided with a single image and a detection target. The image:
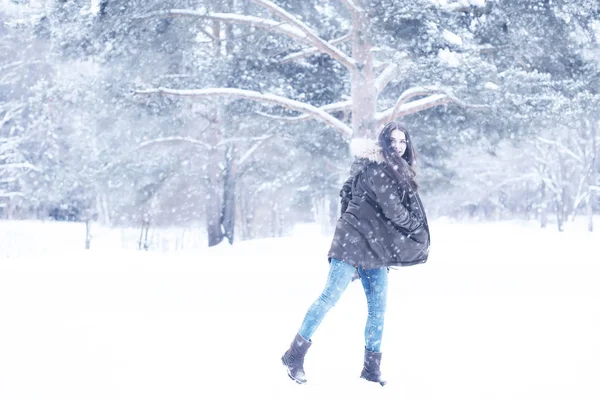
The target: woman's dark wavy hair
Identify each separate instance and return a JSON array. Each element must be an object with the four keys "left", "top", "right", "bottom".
[{"left": 378, "top": 121, "right": 419, "bottom": 191}]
